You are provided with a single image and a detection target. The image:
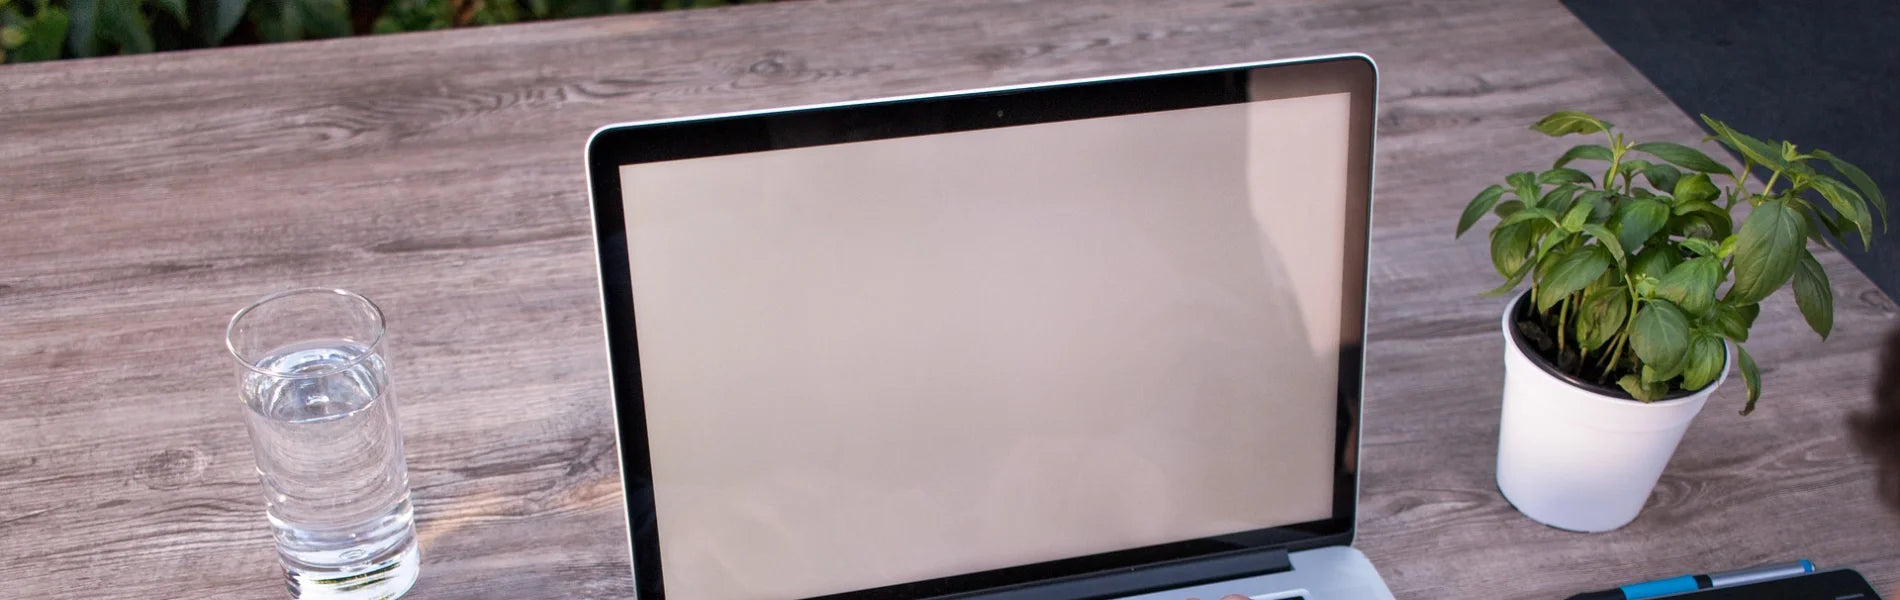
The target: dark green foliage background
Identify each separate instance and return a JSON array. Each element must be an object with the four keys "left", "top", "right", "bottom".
[{"left": 0, "top": 0, "right": 776, "bottom": 62}]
